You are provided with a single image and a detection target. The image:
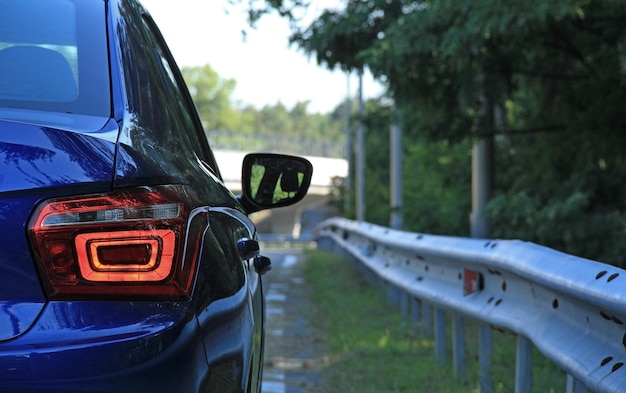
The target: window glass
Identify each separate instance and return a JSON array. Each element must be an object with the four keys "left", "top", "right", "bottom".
[
  {"left": 0, "top": 0, "right": 110, "bottom": 117},
  {"left": 119, "top": 1, "right": 216, "bottom": 171}
]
